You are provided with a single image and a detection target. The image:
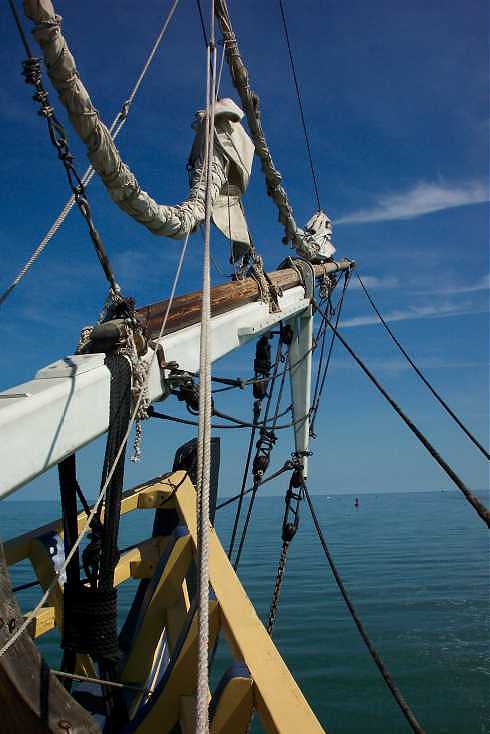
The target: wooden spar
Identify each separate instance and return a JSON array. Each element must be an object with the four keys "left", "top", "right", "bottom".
[
  {"left": 0, "top": 258, "right": 353, "bottom": 497},
  {"left": 138, "top": 258, "right": 354, "bottom": 337}
]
